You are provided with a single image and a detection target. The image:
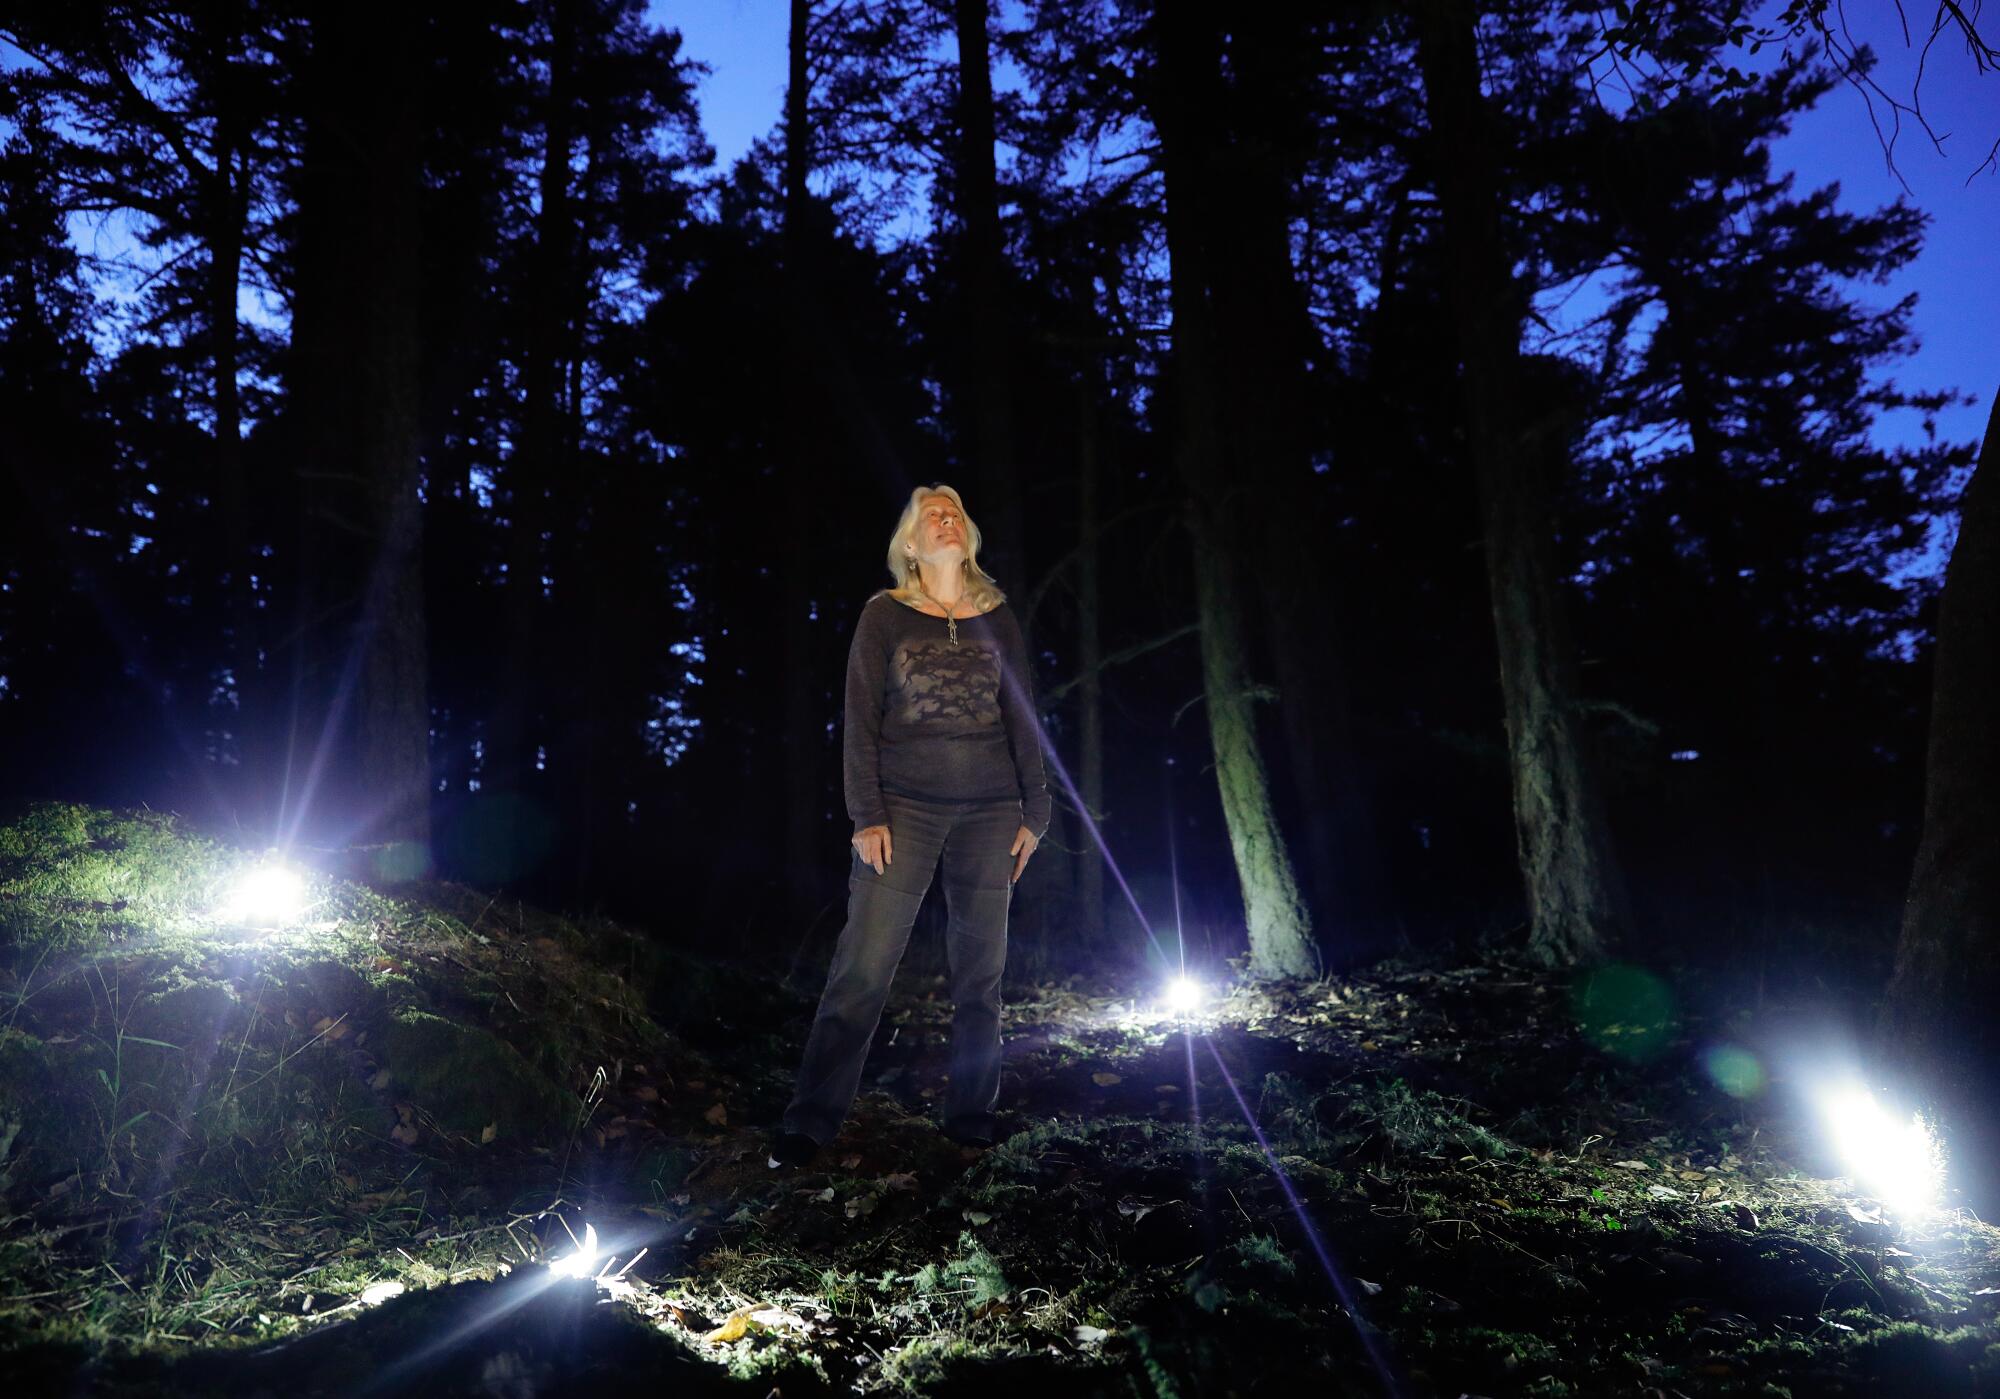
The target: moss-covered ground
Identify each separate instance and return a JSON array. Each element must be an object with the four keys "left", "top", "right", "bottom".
[{"left": 3, "top": 802, "right": 1999, "bottom": 1396}]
